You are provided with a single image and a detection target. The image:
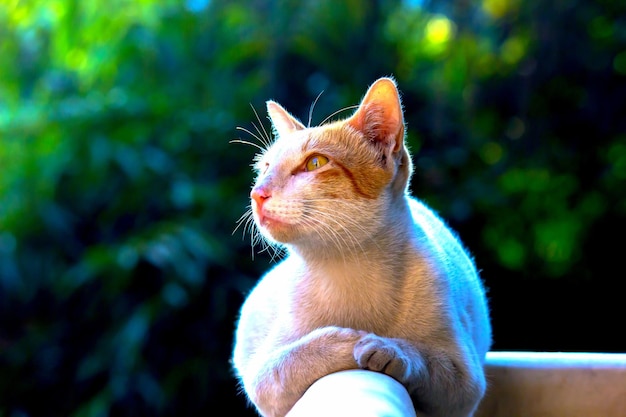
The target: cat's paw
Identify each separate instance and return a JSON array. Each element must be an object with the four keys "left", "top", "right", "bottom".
[{"left": 353, "top": 333, "right": 414, "bottom": 383}]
